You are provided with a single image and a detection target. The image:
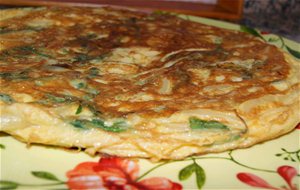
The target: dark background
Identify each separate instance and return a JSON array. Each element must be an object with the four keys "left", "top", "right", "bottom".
[{"left": 240, "top": 0, "right": 300, "bottom": 42}]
